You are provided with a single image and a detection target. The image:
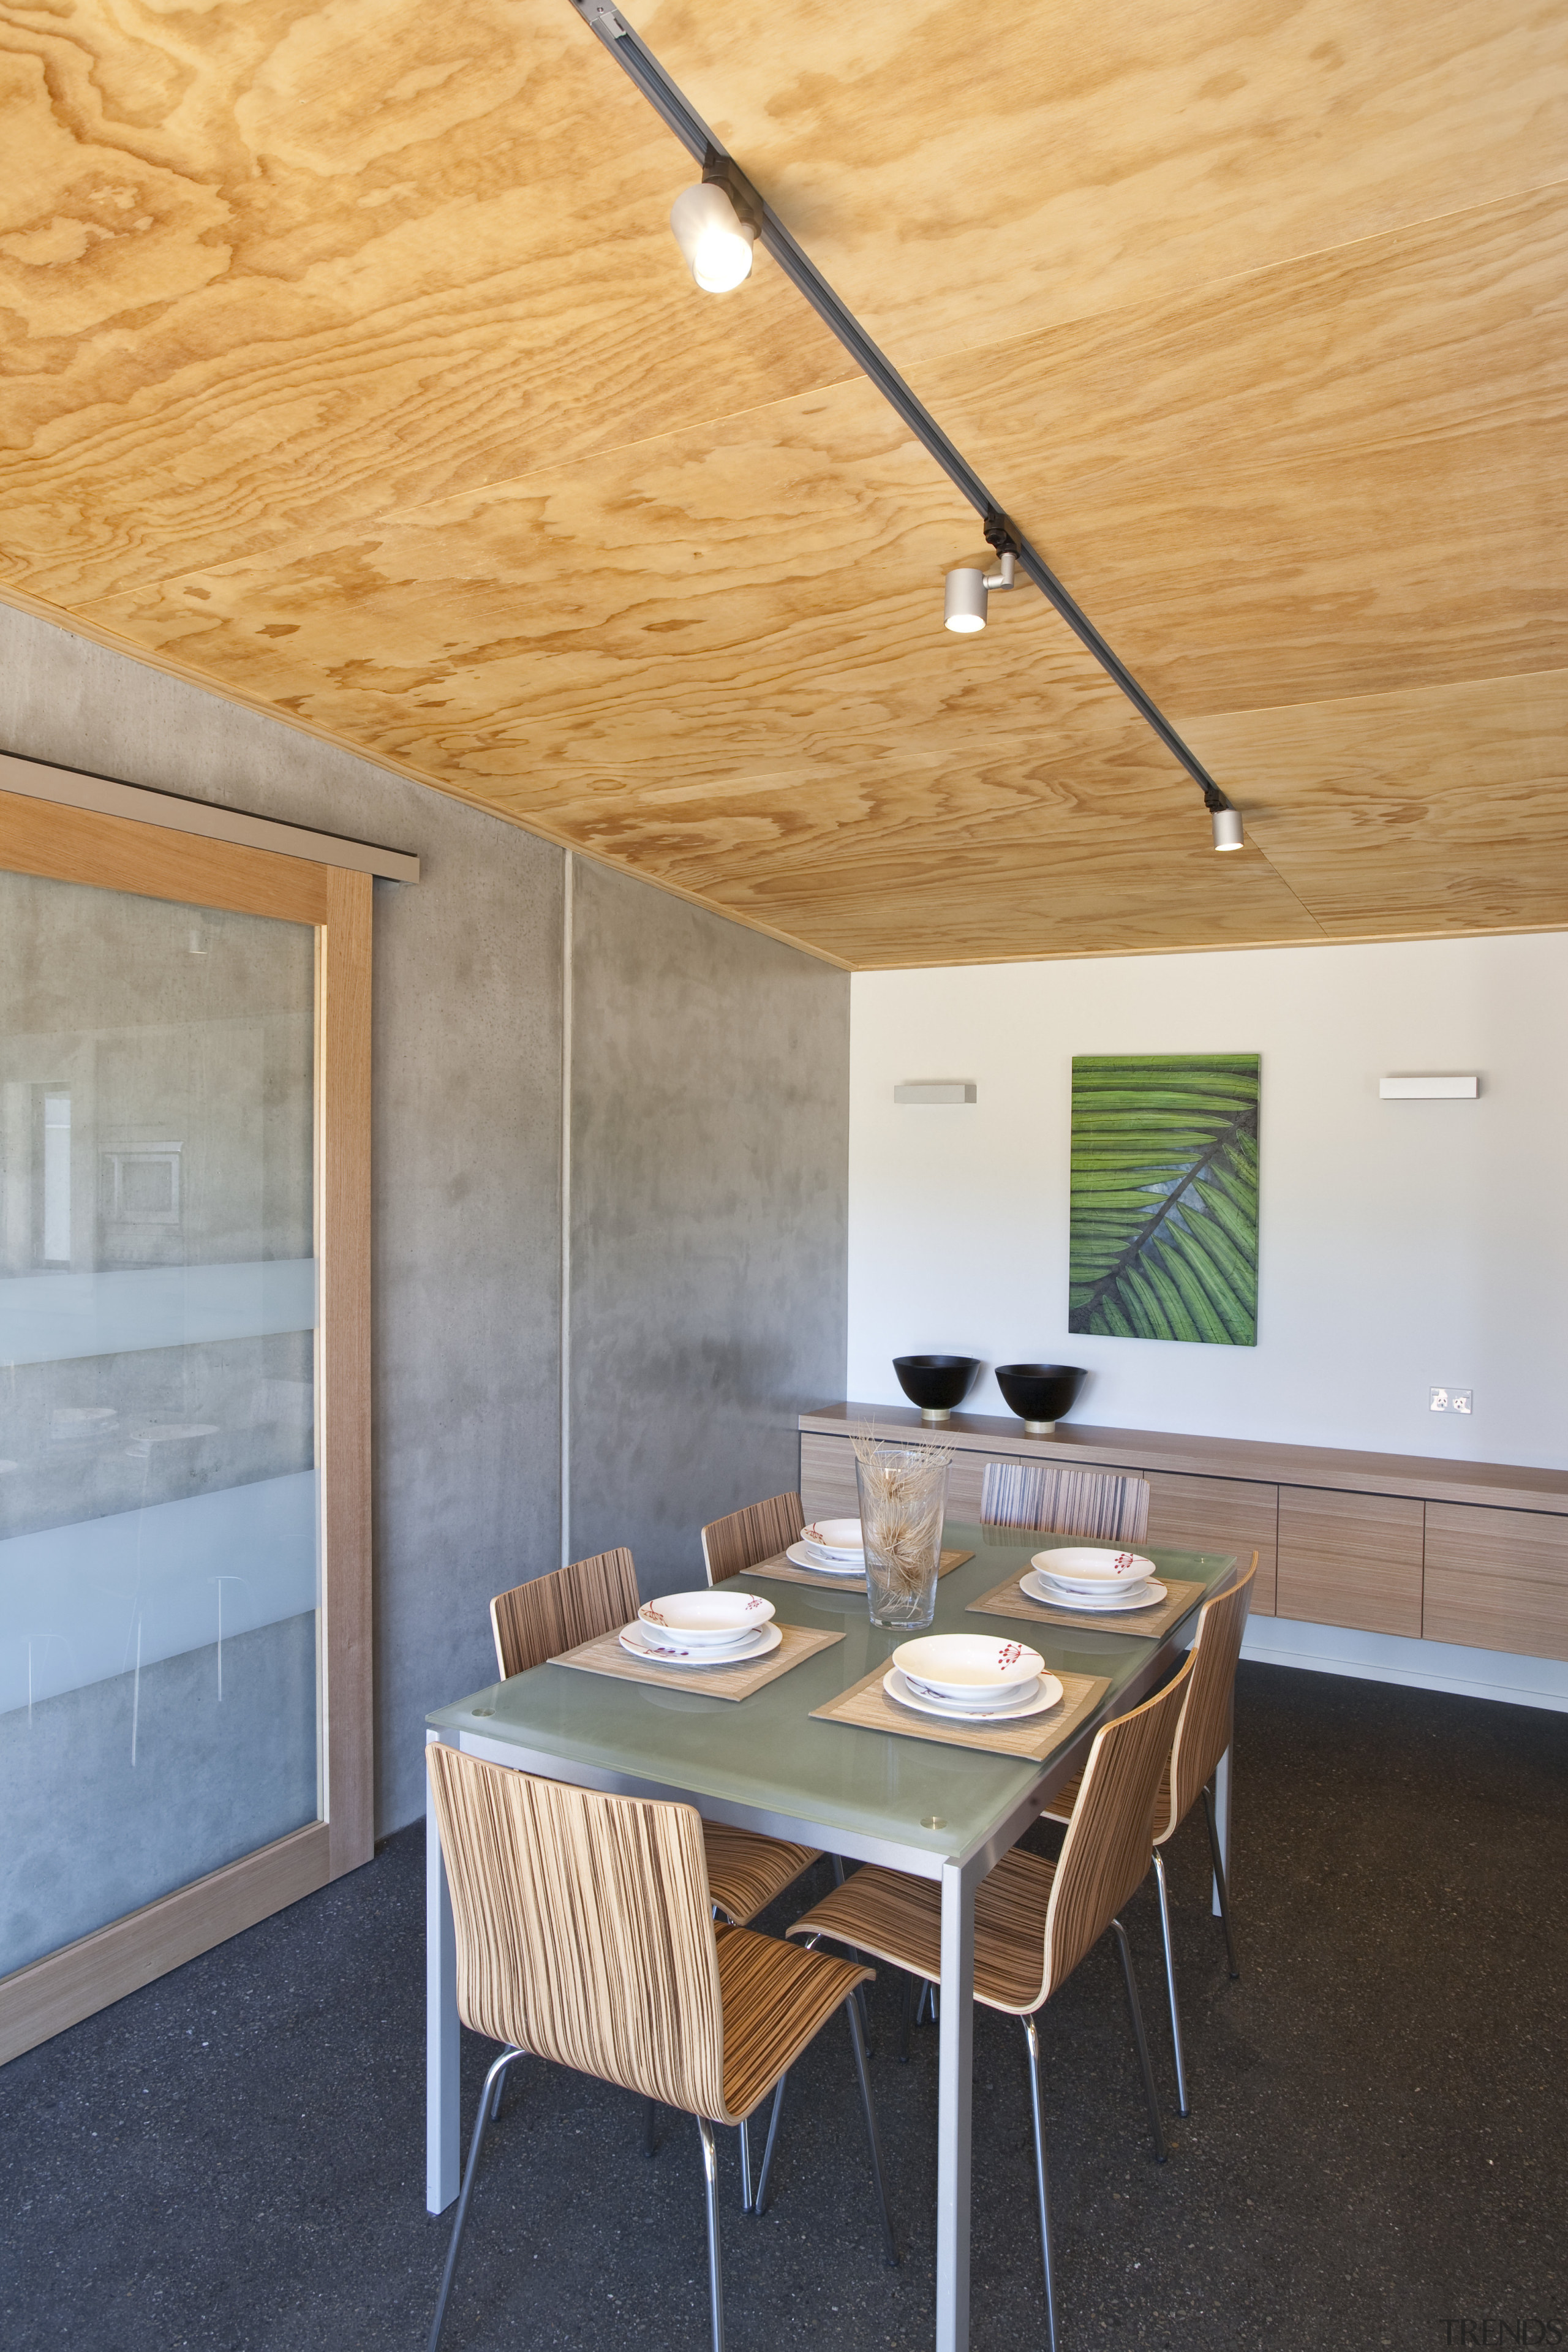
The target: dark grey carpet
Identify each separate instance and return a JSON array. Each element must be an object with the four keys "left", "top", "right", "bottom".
[{"left": 3, "top": 1664, "right": 1565, "bottom": 2351}]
